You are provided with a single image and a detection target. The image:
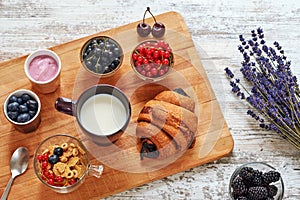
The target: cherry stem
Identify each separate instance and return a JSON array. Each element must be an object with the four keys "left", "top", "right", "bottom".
[{"left": 143, "top": 7, "right": 157, "bottom": 24}]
